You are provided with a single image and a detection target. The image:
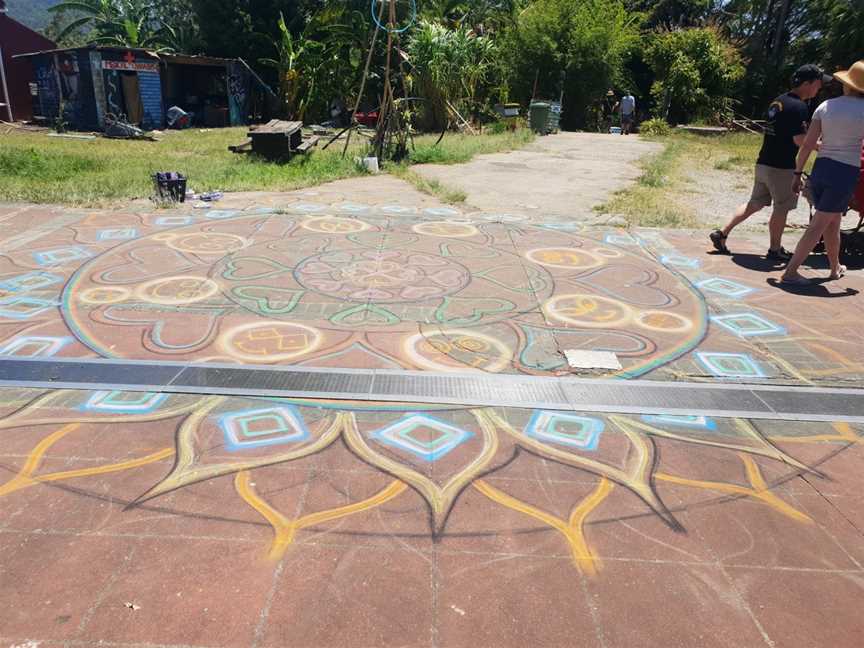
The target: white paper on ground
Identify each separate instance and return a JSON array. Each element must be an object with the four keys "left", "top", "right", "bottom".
[{"left": 564, "top": 349, "right": 622, "bottom": 370}]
